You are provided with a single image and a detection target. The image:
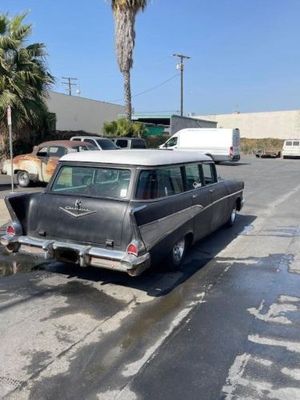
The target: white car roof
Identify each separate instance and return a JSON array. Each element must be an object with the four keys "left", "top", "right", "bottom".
[
  {"left": 60, "top": 149, "right": 212, "bottom": 166},
  {"left": 70, "top": 136, "right": 109, "bottom": 140}
]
